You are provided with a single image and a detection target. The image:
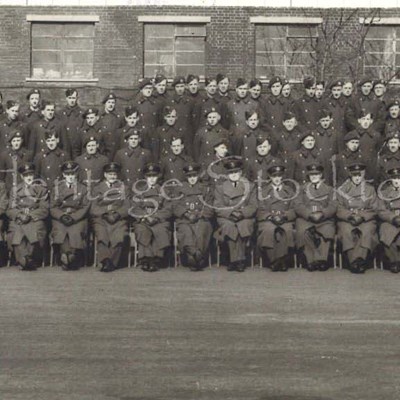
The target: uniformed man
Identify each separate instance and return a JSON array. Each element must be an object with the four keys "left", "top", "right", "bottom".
[
  {"left": 294, "top": 163, "right": 337, "bottom": 271},
  {"left": 257, "top": 164, "right": 296, "bottom": 271},
  {"left": 156, "top": 106, "right": 185, "bottom": 159},
  {"left": 0, "top": 130, "right": 33, "bottom": 190},
  {"left": 130, "top": 163, "right": 172, "bottom": 272},
  {"left": 345, "top": 76, "right": 386, "bottom": 133},
  {"left": 324, "top": 80, "right": 347, "bottom": 138},
  {"left": 248, "top": 79, "right": 264, "bottom": 107},
  {"left": 174, "top": 163, "right": 214, "bottom": 271},
  {"left": 153, "top": 74, "right": 170, "bottom": 117},
  {"left": 262, "top": 75, "right": 288, "bottom": 131},
  {"left": 169, "top": 76, "right": 194, "bottom": 148},
  {"left": 75, "top": 136, "right": 109, "bottom": 187},
  {"left": 74, "top": 108, "right": 104, "bottom": 158},
  {"left": 6, "top": 163, "right": 49, "bottom": 270},
  {"left": 113, "top": 130, "right": 151, "bottom": 188},
  {"left": 135, "top": 78, "right": 161, "bottom": 150},
  {"left": 20, "top": 89, "right": 42, "bottom": 125},
  {"left": 34, "top": 130, "right": 69, "bottom": 188},
  {"left": 215, "top": 73, "right": 232, "bottom": 104},
  {"left": 315, "top": 80, "right": 326, "bottom": 100},
  {"left": 293, "top": 75, "right": 319, "bottom": 130},
  {"left": 116, "top": 106, "right": 145, "bottom": 150},
  {"left": 292, "top": 132, "right": 326, "bottom": 184},
  {"left": 186, "top": 74, "right": 202, "bottom": 105},
  {"left": 213, "top": 158, "right": 257, "bottom": 272},
  {"left": 384, "top": 99, "right": 400, "bottom": 136},
  {"left": 373, "top": 78, "right": 387, "bottom": 102},
  {"left": 193, "top": 105, "right": 231, "bottom": 165},
  {"left": 0, "top": 100, "right": 25, "bottom": 149},
  {"left": 49, "top": 161, "right": 90, "bottom": 270},
  {"left": 333, "top": 131, "right": 368, "bottom": 186},
  {"left": 336, "top": 163, "right": 379, "bottom": 273},
  {"left": 98, "top": 93, "right": 125, "bottom": 160},
  {"left": 27, "top": 100, "right": 70, "bottom": 157},
  {"left": 377, "top": 131, "right": 400, "bottom": 182},
  {"left": 90, "top": 162, "right": 129, "bottom": 272},
  {"left": 224, "top": 78, "right": 253, "bottom": 130},
  {"left": 378, "top": 167, "right": 400, "bottom": 272},
  {"left": 342, "top": 81, "right": 354, "bottom": 100},
  {"left": 57, "top": 88, "right": 84, "bottom": 149},
  {"left": 245, "top": 135, "right": 282, "bottom": 183}
]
